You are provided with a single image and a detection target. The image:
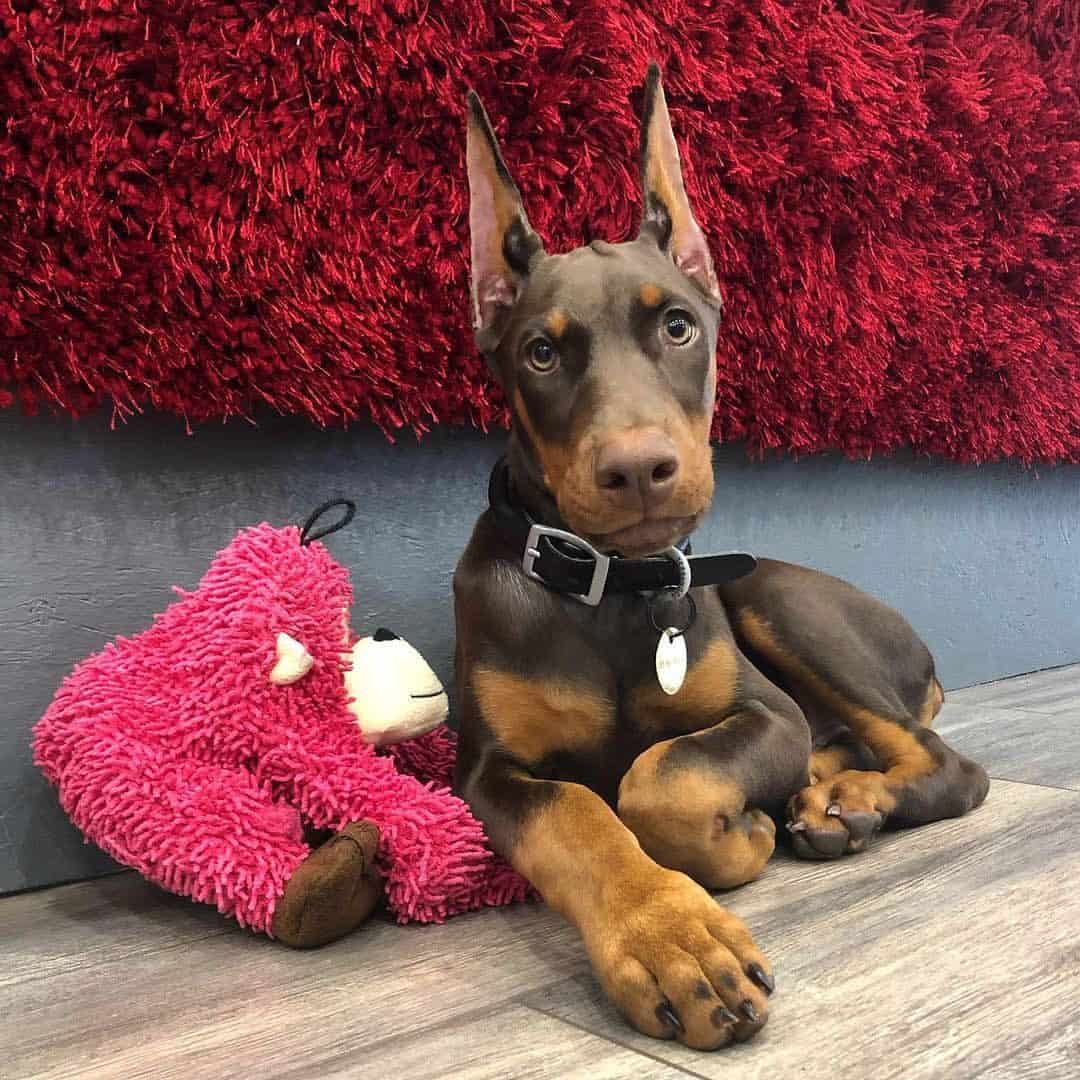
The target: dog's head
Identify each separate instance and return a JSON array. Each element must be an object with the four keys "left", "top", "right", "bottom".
[{"left": 466, "top": 65, "right": 720, "bottom": 558}]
